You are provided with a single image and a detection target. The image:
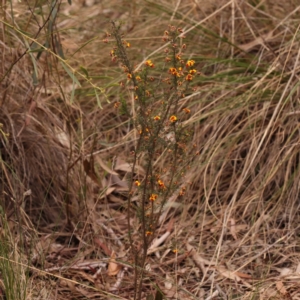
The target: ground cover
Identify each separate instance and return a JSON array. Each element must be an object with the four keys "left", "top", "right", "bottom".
[{"left": 1, "top": 0, "right": 300, "bottom": 299}]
